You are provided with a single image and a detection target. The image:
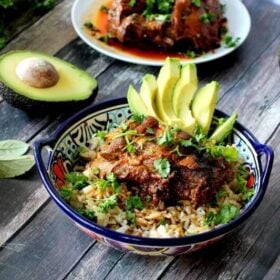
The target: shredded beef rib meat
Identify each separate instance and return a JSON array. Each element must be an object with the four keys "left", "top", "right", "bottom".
[
  {"left": 99, "top": 137, "right": 125, "bottom": 161},
  {"left": 172, "top": 154, "right": 233, "bottom": 206},
  {"left": 107, "top": 0, "right": 225, "bottom": 51},
  {"left": 89, "top": 117, "right": 234, "bottom": 207},
  {"left": 135, "top": 116, "right": 158, "bottom": 134}
]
